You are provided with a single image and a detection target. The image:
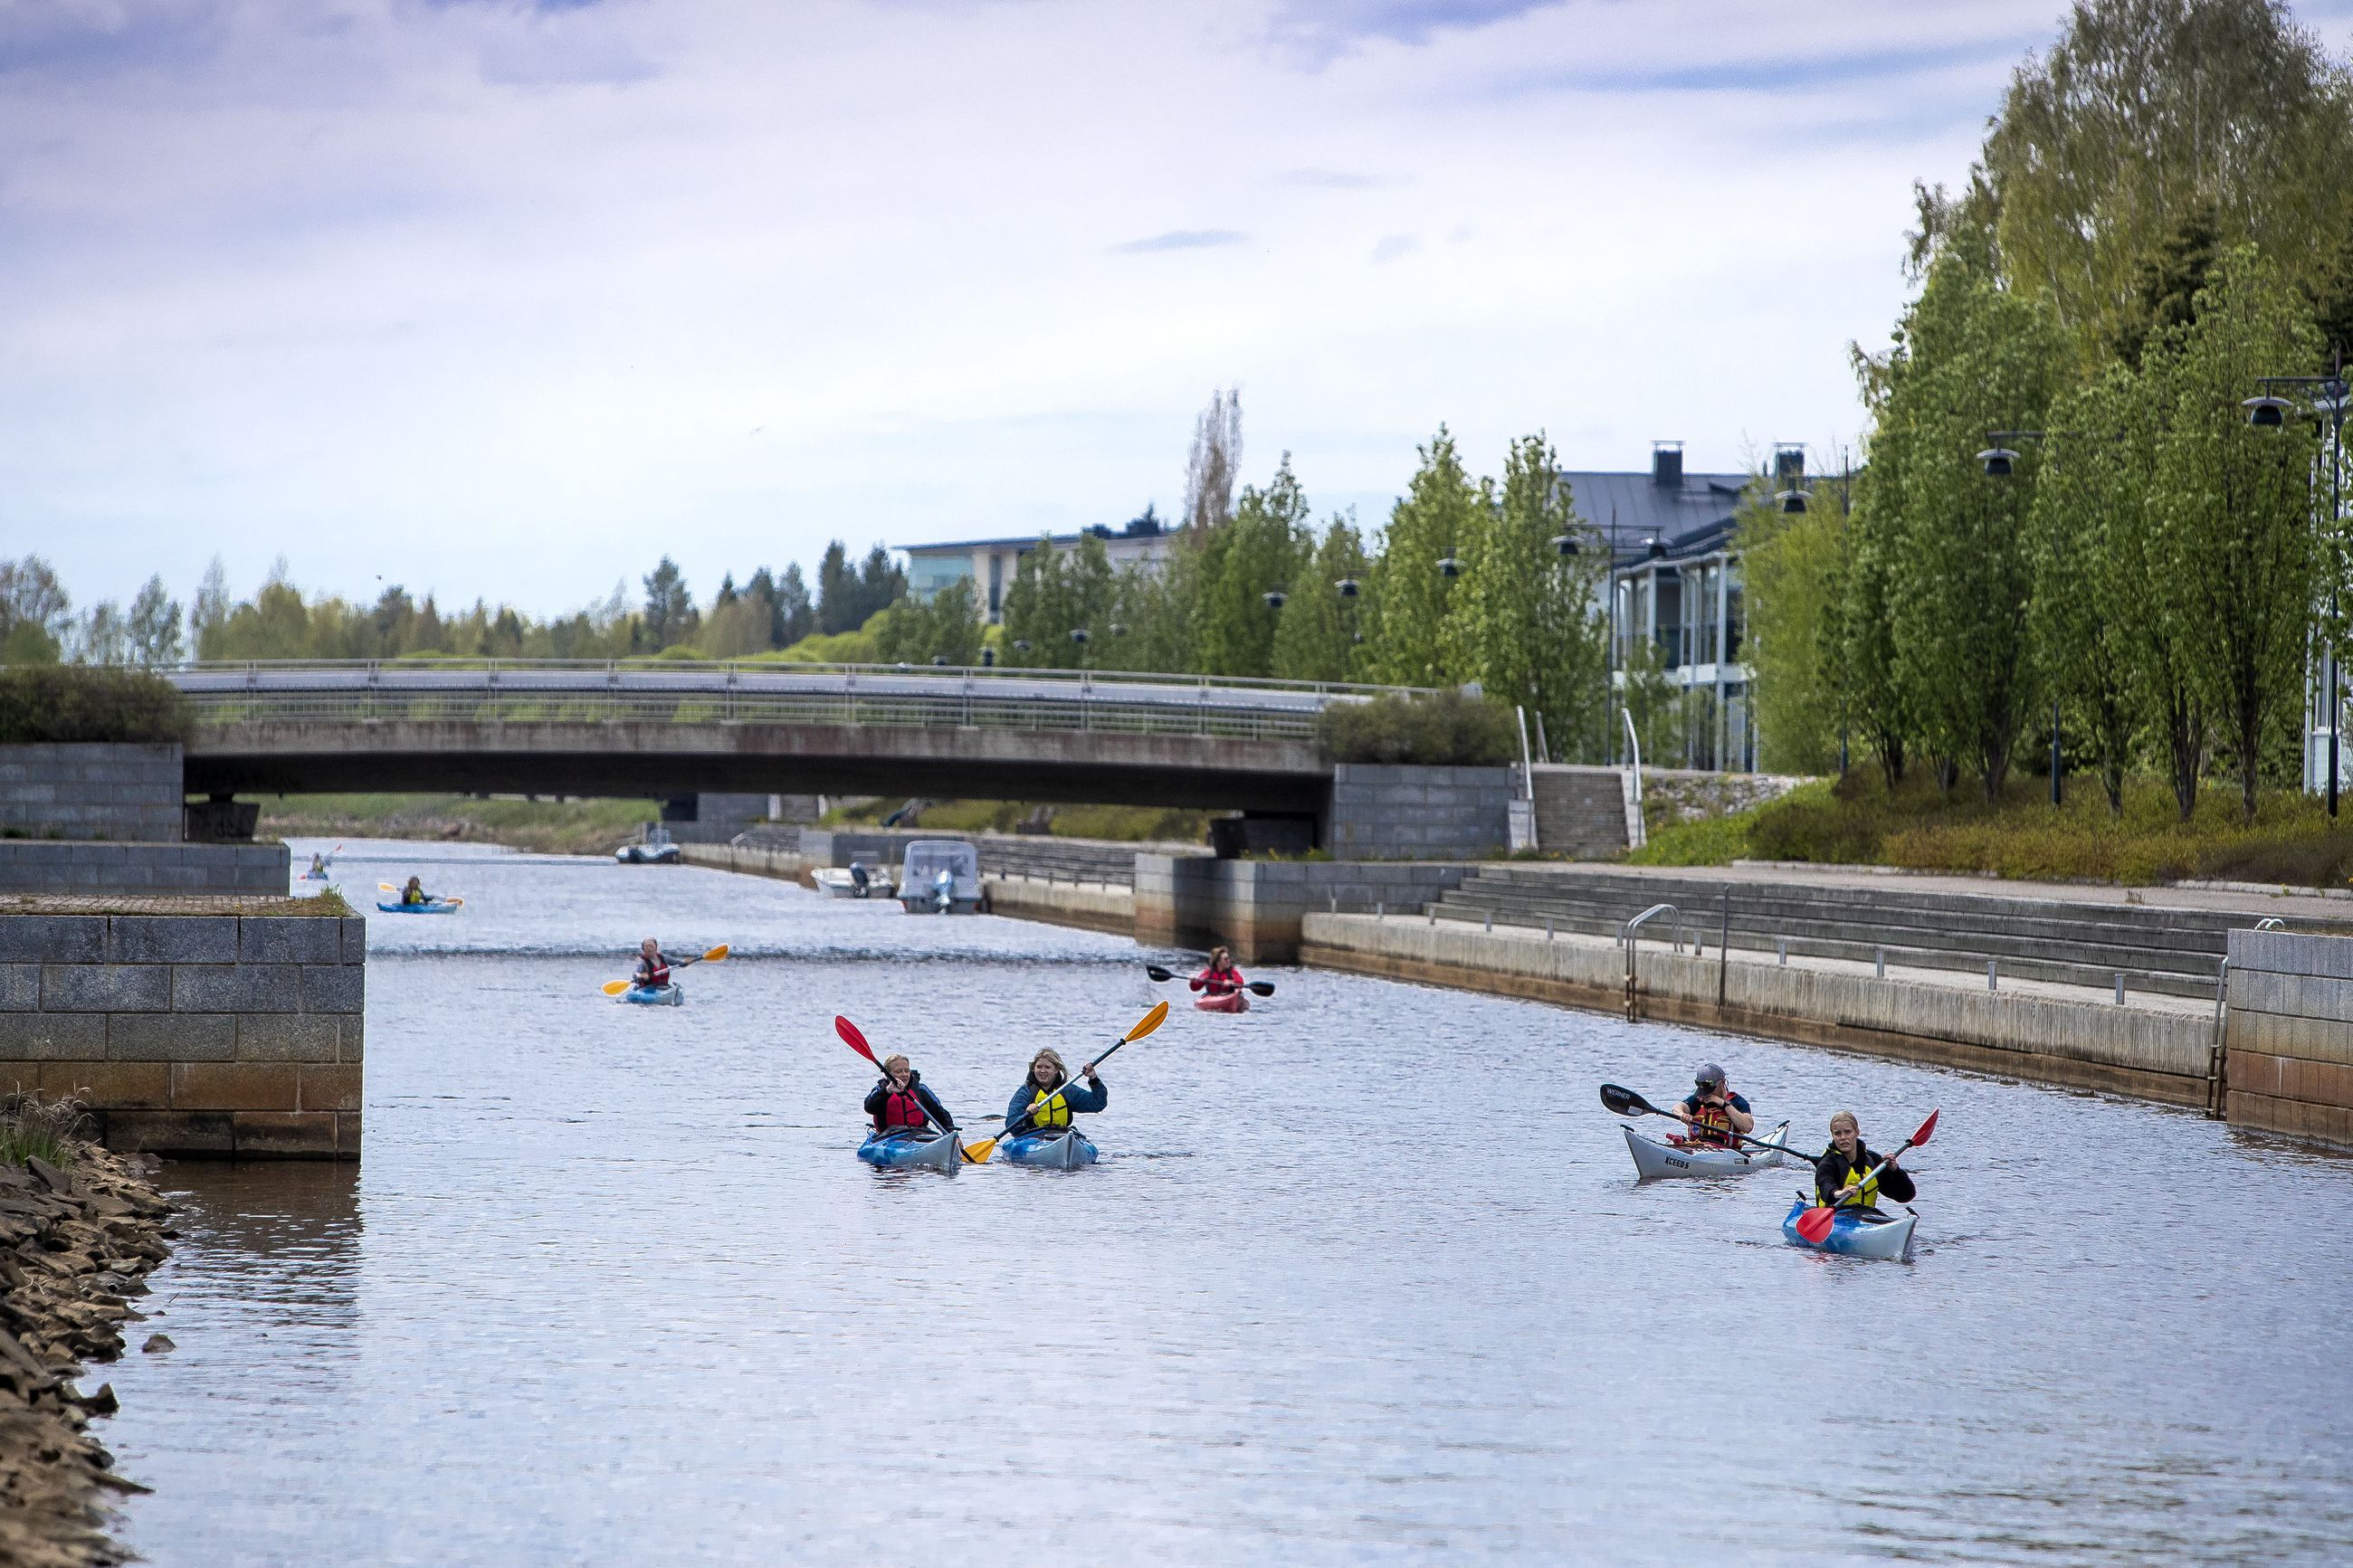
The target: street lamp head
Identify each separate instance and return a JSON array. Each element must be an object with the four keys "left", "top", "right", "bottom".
[
  {"left": 2243, "top": 394, "right": 2291, "bottom": 429},
  {"left": 1977, "top": 447, "right": 2019, "bottom": 478},
  {"left": 1335, "top": 577, "right": 1360, "bottom": 599},
  {"left": 1644, "top": 537, "right": 1665, "bottom": 560},
  {"left": 1551, "top": 533, "right": 1579, "bottom": 557},
  {"left": 1109, "top": 622, "right": 1127, "bottom": 637},
  {"left": 930, "top": 655, "right": 947, "bottom": 667},
  {"left": 1775, "top": 489, "right": 1811, "bottom": 515},
  {"left": 980, "top": 646, "right": 996, "bottom": 667},
  {"left": 1069, "top": 627, "right": 1091, "bottom": 645},
  {"left": 1436, "top": 554, "right": 1462, "bottom": 579},
  {"left": 1262, "top": 590, "right": 1288, "bottom": 610},
  {"left": 1012, "top": 639, "right": 1032, "bottom": 653}
]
